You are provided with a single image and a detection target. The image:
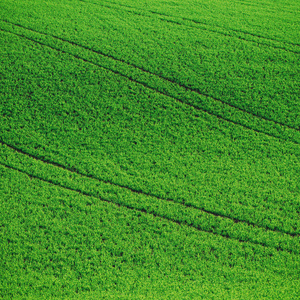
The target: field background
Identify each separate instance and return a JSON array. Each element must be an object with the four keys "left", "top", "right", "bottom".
[{"left": 0, "top": 0, "right": 300, "bottom": 298}]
